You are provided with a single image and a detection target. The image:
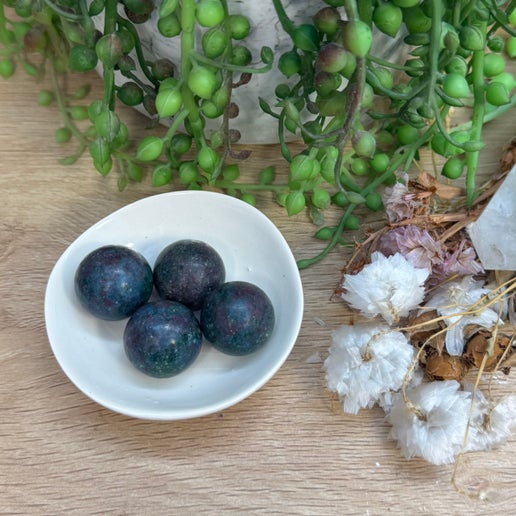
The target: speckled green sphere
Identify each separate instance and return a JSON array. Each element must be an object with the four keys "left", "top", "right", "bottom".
[
  {"left": 124, "top": 300, "right": 202, "bottom": 378},
  {"left": 200, "top": 281, "right": 275, "bottom": 356}
]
